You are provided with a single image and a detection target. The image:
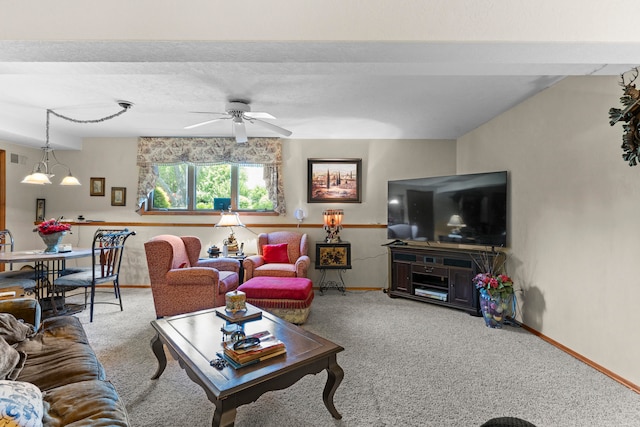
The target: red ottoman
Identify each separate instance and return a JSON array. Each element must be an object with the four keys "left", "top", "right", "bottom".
[{"left": 238, "top": 277, "right": 314, "bottom": 324}]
